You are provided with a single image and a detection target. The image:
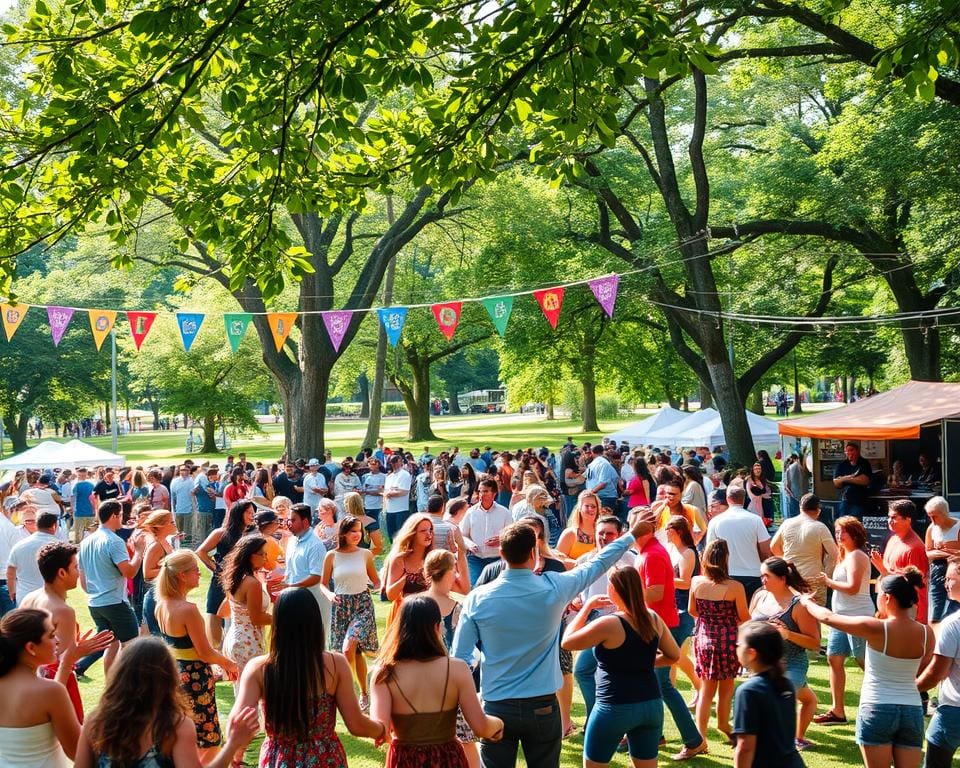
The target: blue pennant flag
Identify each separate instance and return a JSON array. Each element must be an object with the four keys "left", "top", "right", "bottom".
[
  {"left": 377, "top": 307, "right": 407, "bottom": 346},
  {"left": 176, "top": 312, "right": 205, "bottom": 351}
]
